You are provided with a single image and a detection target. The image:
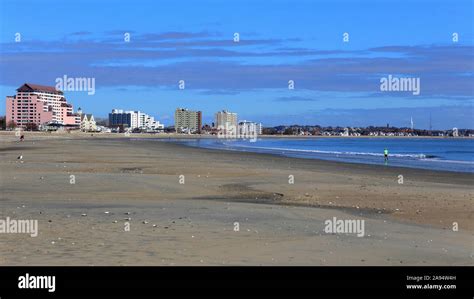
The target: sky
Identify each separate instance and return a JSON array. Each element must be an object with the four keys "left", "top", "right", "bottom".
[{"left": 0, "top": 0, "right": 473, "bottom": 129}]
